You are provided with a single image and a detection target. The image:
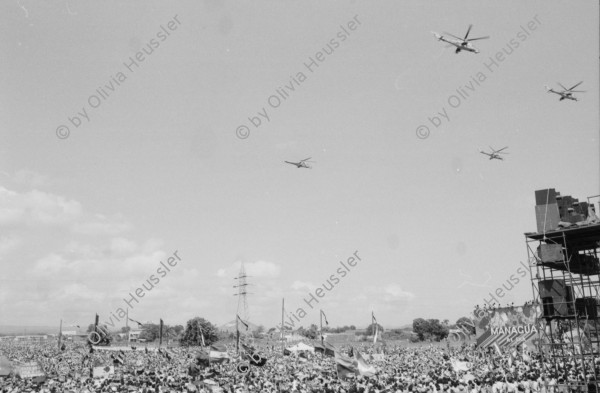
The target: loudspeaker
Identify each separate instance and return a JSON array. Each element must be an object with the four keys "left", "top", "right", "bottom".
[
  {"left": 537, "top": 244, "right": 564, "bottom": 263},
  {"left": 535, "top": 189, "right": 557, "bottom": 205},
  {"left": 542, "top": 297, "right": 555, "bottom": 318},
  {"left": 580, "top": 202, "right": 589, "bottom": 219},
  {"left": 539, "top": 279, "right": 567, "bottom": 298},
  {"left": 535, "top": 204, "right": 561, "bottom": 233},
  {"left": 575, "top": 298, "right": 598, "bottom": 319},
  {"left": 539, "top": 280, "right": 574, "bottom": 318}
]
